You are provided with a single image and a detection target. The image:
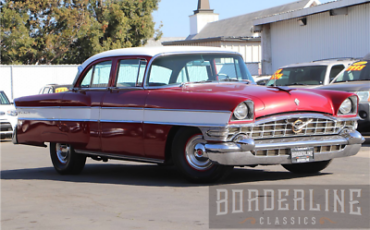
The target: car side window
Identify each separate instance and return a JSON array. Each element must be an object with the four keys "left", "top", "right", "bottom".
[
  {"left": 42, "top": 87, "right": 50, "bottom": 94},
  {"left": 91, "top": 61, "right": 112, "bottom": 88},
  {"left": 80, "top": 61, "right": 112, "bottom": 88},
  {"left": 81, "top": 68, "right": 93, "bottom": 88},
  {"left": 148, "top": 65, "right": 173, "bottom": 86},
  {"left": 116, "top": 59, "right": 147, "bottom": 87},
  {"left": 330, "top": 65, "right": 345, "bottom": 82}
]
